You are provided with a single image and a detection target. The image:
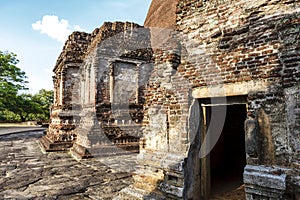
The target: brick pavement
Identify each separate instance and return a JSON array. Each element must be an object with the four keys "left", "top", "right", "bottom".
[{"left": 0, "top": 130, "right": 139, "bottom": 199}]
